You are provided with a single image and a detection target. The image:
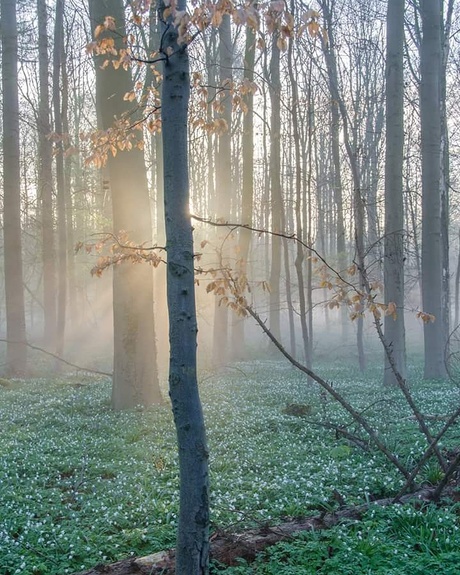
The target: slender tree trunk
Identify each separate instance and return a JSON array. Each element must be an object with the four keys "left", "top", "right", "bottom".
[
  {"left": 320, "top": 1, "right": 347, "bottom": 337},
  {"left": 315, "top": 119, "right": 332, "bottom": 327},
  {"left": 440, "top": 0, "right": 454, "bottom": 348},
  {"left": 146, "top": 4, "right": 167, "bottom": 375},
  {"left": 1, "top": 0, "right": 27, "bottom": 375},
  {"left": 212, "top": 14, "right": 232, "bottom": 366},
  {"left": 160, "top": 0, "right": 210, "bottom": 571},
  {"left": 455, "top": 230, "right": 460, "bottom": 329},
  {"left": 204, "top": 29, "right": 217, "bottom": 215},
  {"left": 305, "top": 85, "right": 314, "bottom": 363},
  {"left": 61, "top": 23, "right": 77, "bottom": 332},
  {"left": 88, "top": 0, "right": 162, "bottom": 407},
  {"left": 365, "top": 104, "right": 385, "bottom": 273},
  {"left": 288, "top": 28, "right": 310, "bottom": 366},
  {"left": 420, "top": 0, "right": 447, "bottom": 379},
  {"left": 233, "top": 24, "right": 255, "bottom": 360},
  {"left": 321, "top": 0, "right": 365, "bottom": 370},
  {"left": 383, "top": 0, "right": 407, "bottom": 385},
  {"left": 53, "top": 0, "right": 67, "bottom": 358},
  {"left": 269, "top": 35, "right": 282, "bottom": 342},
  {"left": 37, "top": 0, "right": 56, "bottom": 349}
]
